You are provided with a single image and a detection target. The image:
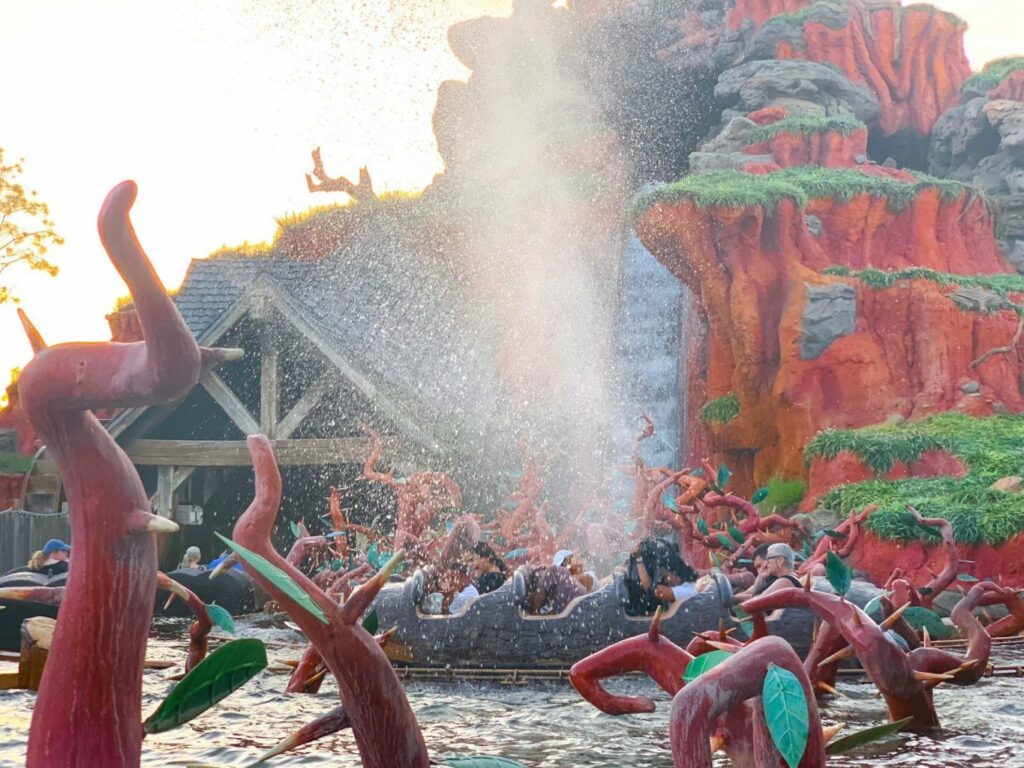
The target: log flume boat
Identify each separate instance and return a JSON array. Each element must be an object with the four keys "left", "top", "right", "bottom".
[
  {"left": 366, "top": 569, "right": 882, "bottom": 669},
  {"left": 0, "top": 569, "right": 65, "bottom": 652},
  {"left": 153, "top": 567, "right": 258, "bottom": 617}
]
